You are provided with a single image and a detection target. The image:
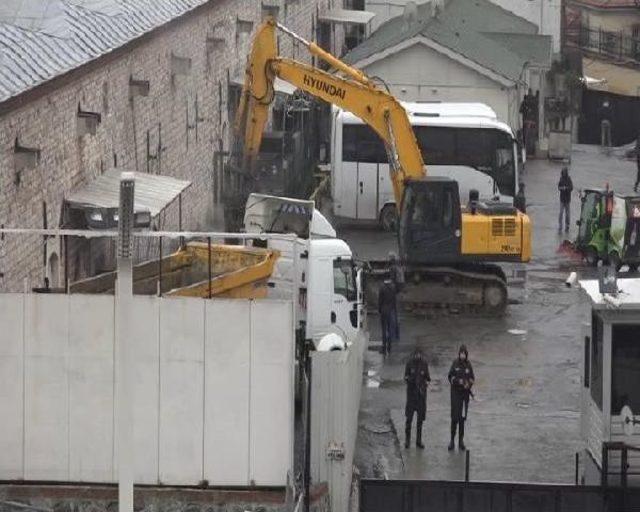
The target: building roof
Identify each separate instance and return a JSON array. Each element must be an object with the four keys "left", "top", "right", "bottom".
[
  {"left": 66, "top": 169, "right": 192, "bottom": 217},
  {"left": 343, "top": 0, "right": 551, "bottom": 83},
  {"left": 0, "top": 0, "right": 209, "bottom": 104},
  {"left": 580, "top": 278, "right": 640, "bottom": 309}
]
